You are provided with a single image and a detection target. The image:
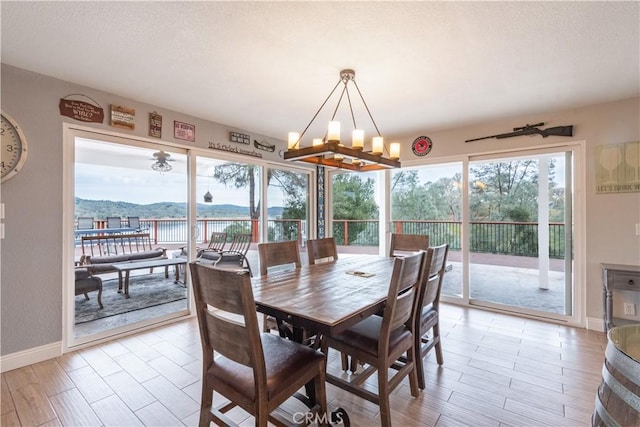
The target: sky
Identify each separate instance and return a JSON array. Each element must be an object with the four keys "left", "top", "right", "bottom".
[{"left": 75, "top": 138, "right": 286, "bottom": 206}]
